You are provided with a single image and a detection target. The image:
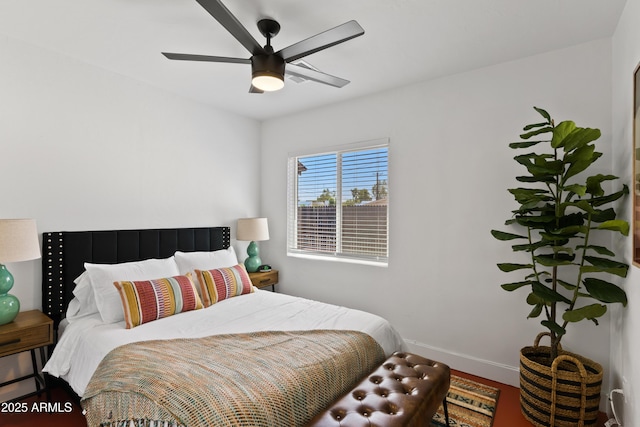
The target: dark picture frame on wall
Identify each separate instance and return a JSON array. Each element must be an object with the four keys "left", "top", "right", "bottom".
[{"left": 634, "top": 62, "right": 640, "bottom": 265}]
